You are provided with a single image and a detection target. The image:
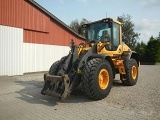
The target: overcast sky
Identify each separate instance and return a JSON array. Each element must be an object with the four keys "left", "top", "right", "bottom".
[{"left": 35, "top": 0, "right": 160, "bottom": 43}]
